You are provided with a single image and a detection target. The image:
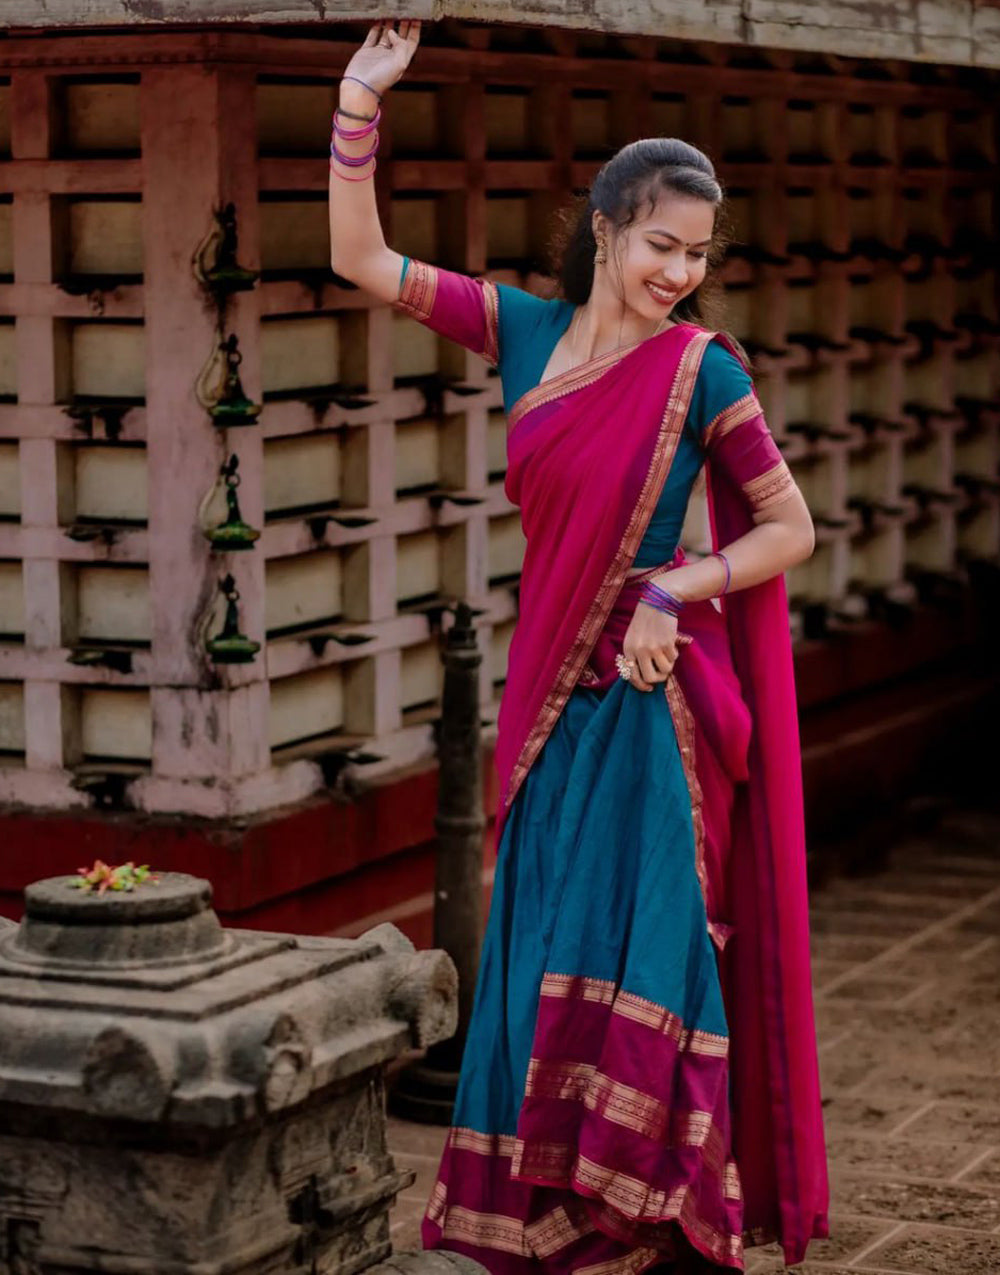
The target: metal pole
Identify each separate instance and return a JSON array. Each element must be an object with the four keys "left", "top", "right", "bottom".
[{"left": 389, "top": 602, "right": 485, "bottom": 1124}]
